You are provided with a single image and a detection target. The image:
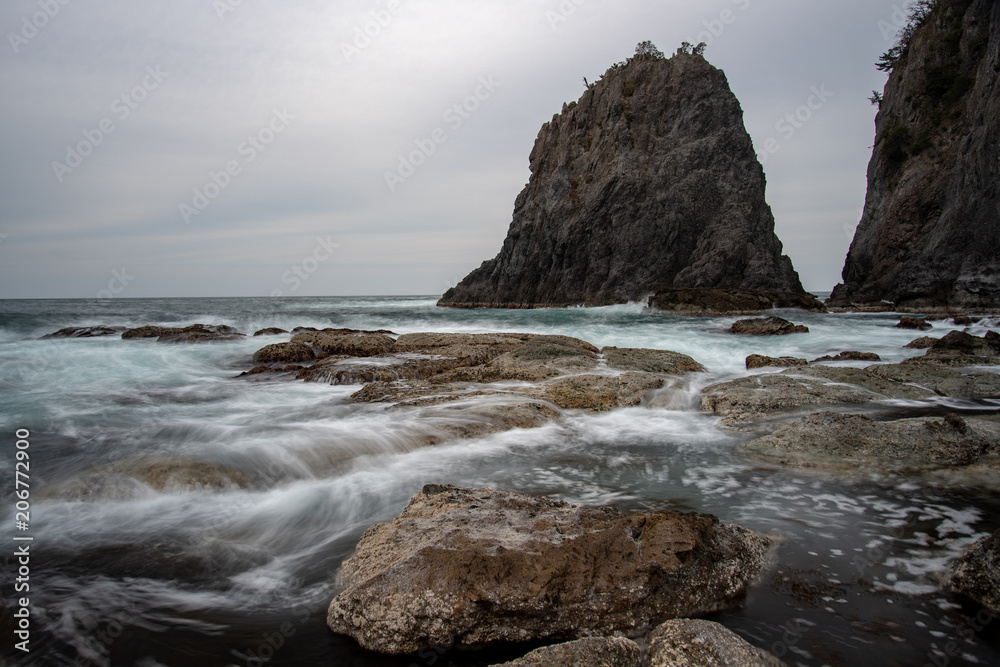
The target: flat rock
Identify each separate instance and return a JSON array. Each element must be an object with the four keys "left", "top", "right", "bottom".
[
  {"left": 42, "top": 326, "right": 125, "bottom": 339},
  {"left": 327, "top": 485, "right": 770, "bottom": 655},
  {"left": 648, "top": 289, "right": 824, "bottom": 315},
  {"left": 602, "top": 347, "right": 705, "bottom": 374},
  {"left": 949, "top": 529, "right": 1000, "bottom": 613},
  {"left": 866, "top": 360, "right": 1000, "bottom": 398},
  {"left": 524, "top": 372, "right": 665, "bottom": 411},
  {"left": 122, "top": 324, "right": 244, "bottom": 343},
  {"left": 740, "top": 412, "right": 999, "bottom": 469},
  {"left": 648, "top": 619, "right": 786, "bottom": 667},
  {"left": 745, "top": 355, "right": 806, "bottom": 370},
  {"left": 298, "top": 354, "right": 461, "bottom": 385},
  {"left": 494, "top": 637, "right": 641, "bottom": 667},
  {"left": 291, "top": 329, "right": 395, "bottom": 357},
  {"left": 729, "top": 317, "right": 808, "bottom": 336},
  {"left": 252, "top": 342, "right": 315, "bottom": 364}
]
